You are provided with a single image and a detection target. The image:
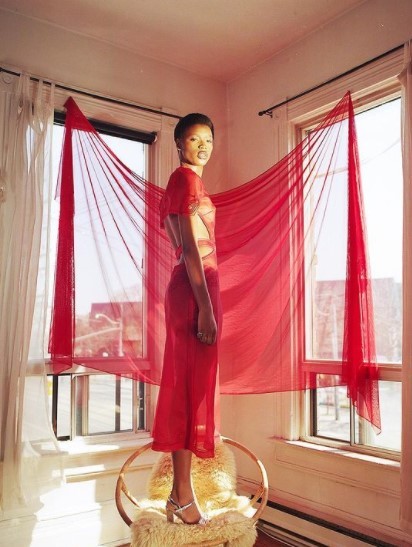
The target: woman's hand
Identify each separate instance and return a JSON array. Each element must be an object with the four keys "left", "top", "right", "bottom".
[{"left": 197, "top": 306, "right": 217, "bottom": 345}]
